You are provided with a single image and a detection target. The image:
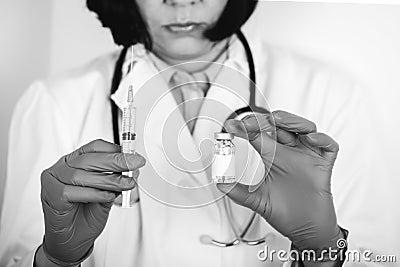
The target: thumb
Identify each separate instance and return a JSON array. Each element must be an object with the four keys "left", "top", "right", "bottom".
[
  {"left": 304, "top": 132, "right": 339, "bottom": 163},
  {"left": 224, "top": 119, "right": 275, "bottom": 159},
  {"left": 216, "top": 183, "right": 259, "bottom": 212}
]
